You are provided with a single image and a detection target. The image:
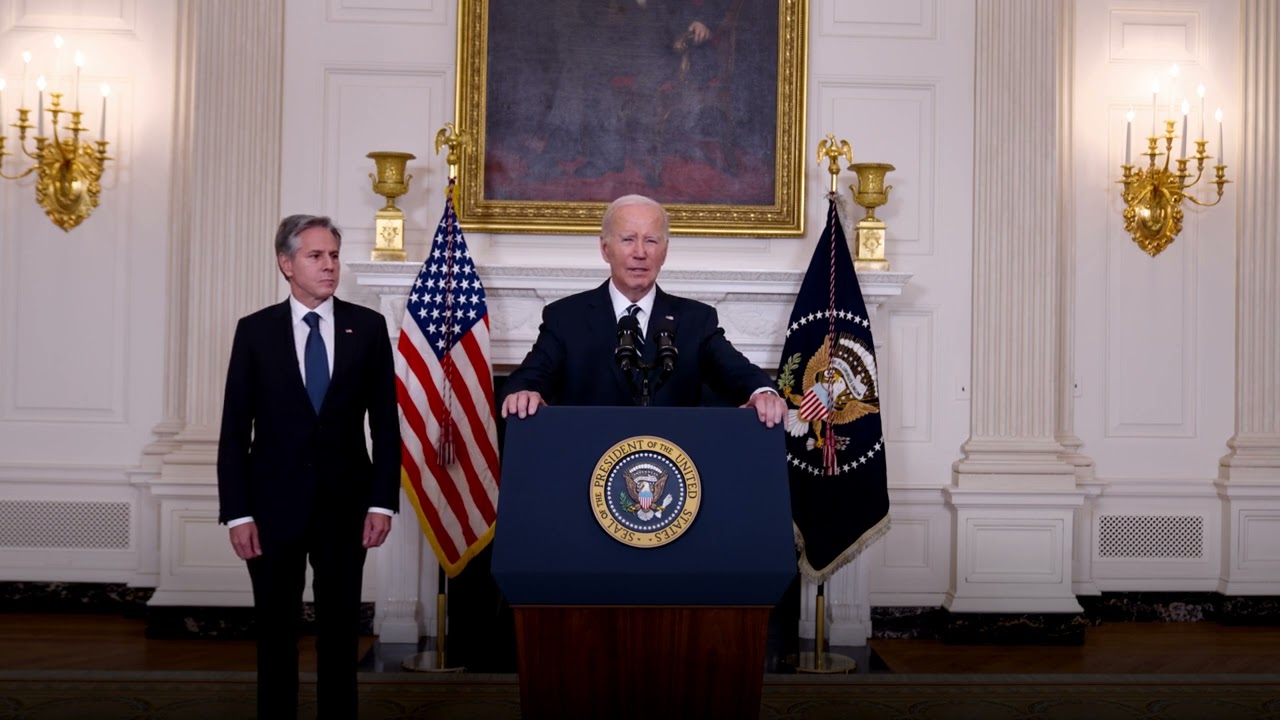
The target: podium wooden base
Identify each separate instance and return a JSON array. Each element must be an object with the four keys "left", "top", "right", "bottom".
[{"left": 512, "top": 606, "right": 771, "bottom": 720}]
